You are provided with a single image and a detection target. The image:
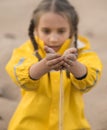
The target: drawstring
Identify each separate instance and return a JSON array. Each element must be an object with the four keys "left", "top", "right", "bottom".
[{"left": 59, "top": 70, "right": 64, "bottom": 130}]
